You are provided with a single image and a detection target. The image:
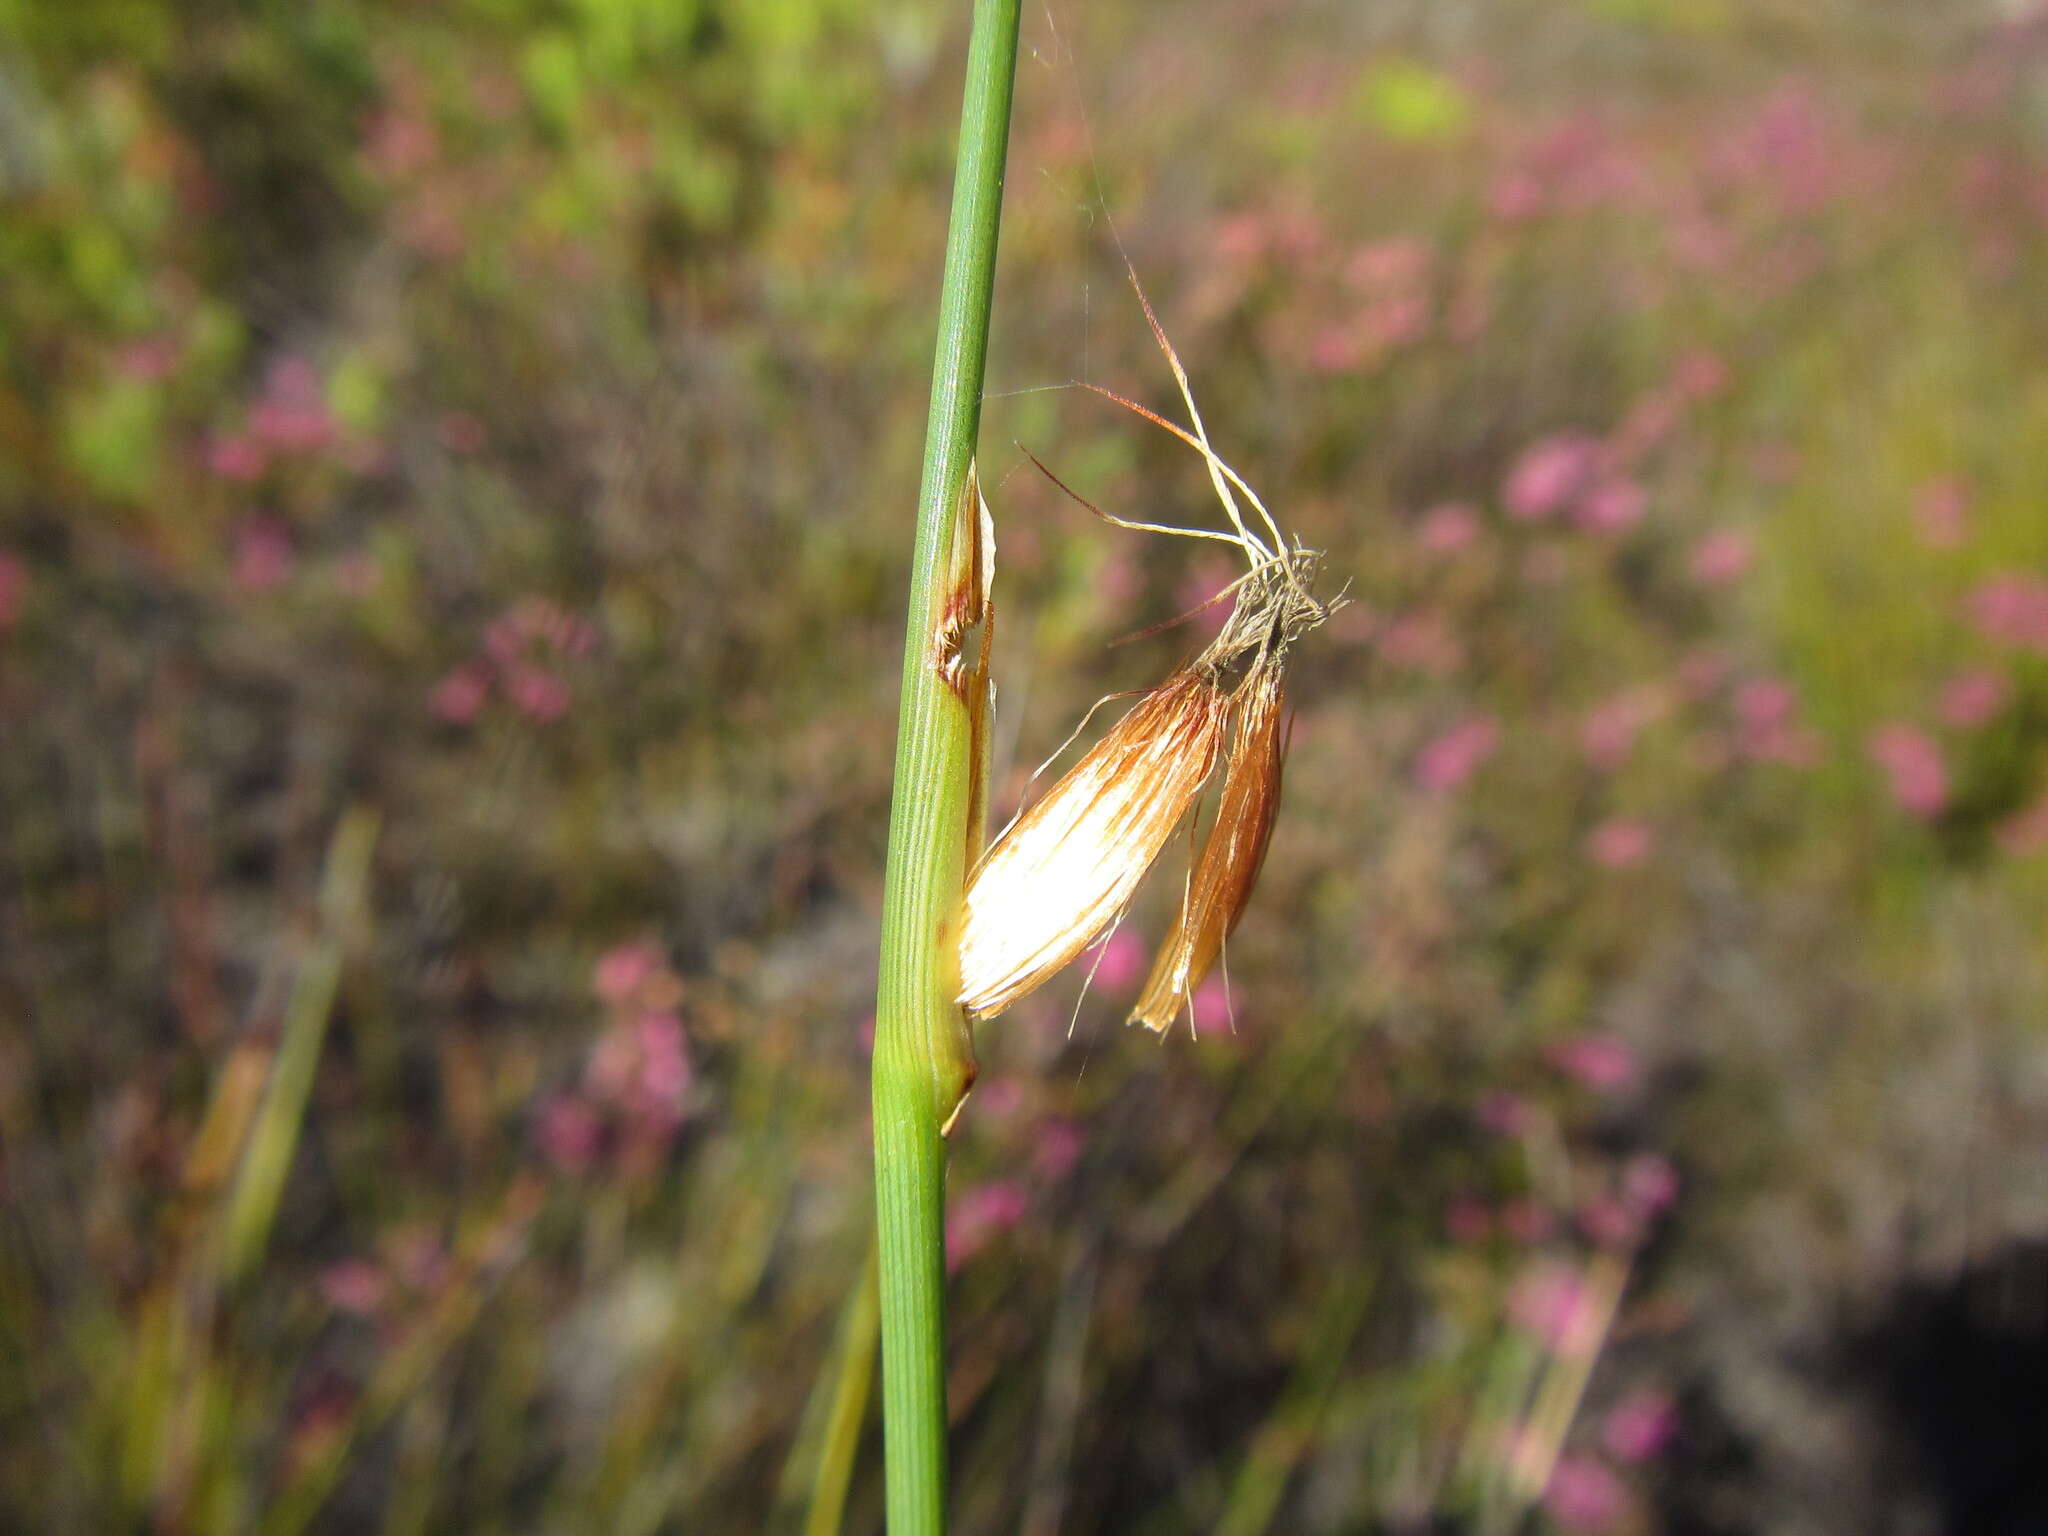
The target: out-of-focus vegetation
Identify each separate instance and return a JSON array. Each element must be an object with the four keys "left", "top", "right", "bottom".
[{"left": 5, "top": 2, "right": 2048, "bottom": 1531}]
